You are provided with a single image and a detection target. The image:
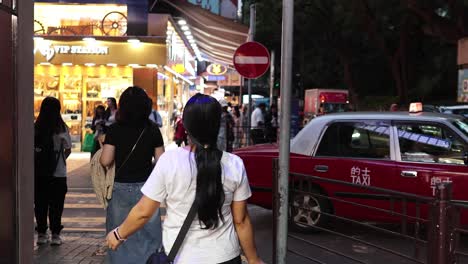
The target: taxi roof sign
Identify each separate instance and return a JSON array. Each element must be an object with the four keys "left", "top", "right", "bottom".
[{"left": 409, "top": 102, "right": 423, "bottom": 113}]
